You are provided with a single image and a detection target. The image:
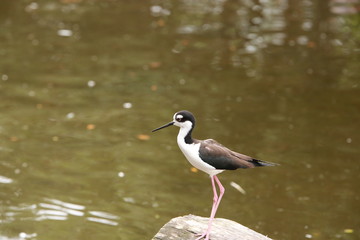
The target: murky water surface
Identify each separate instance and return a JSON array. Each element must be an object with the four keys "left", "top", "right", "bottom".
[{"left": 1, "top": 1, "right": 359, "bottom": 239}]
